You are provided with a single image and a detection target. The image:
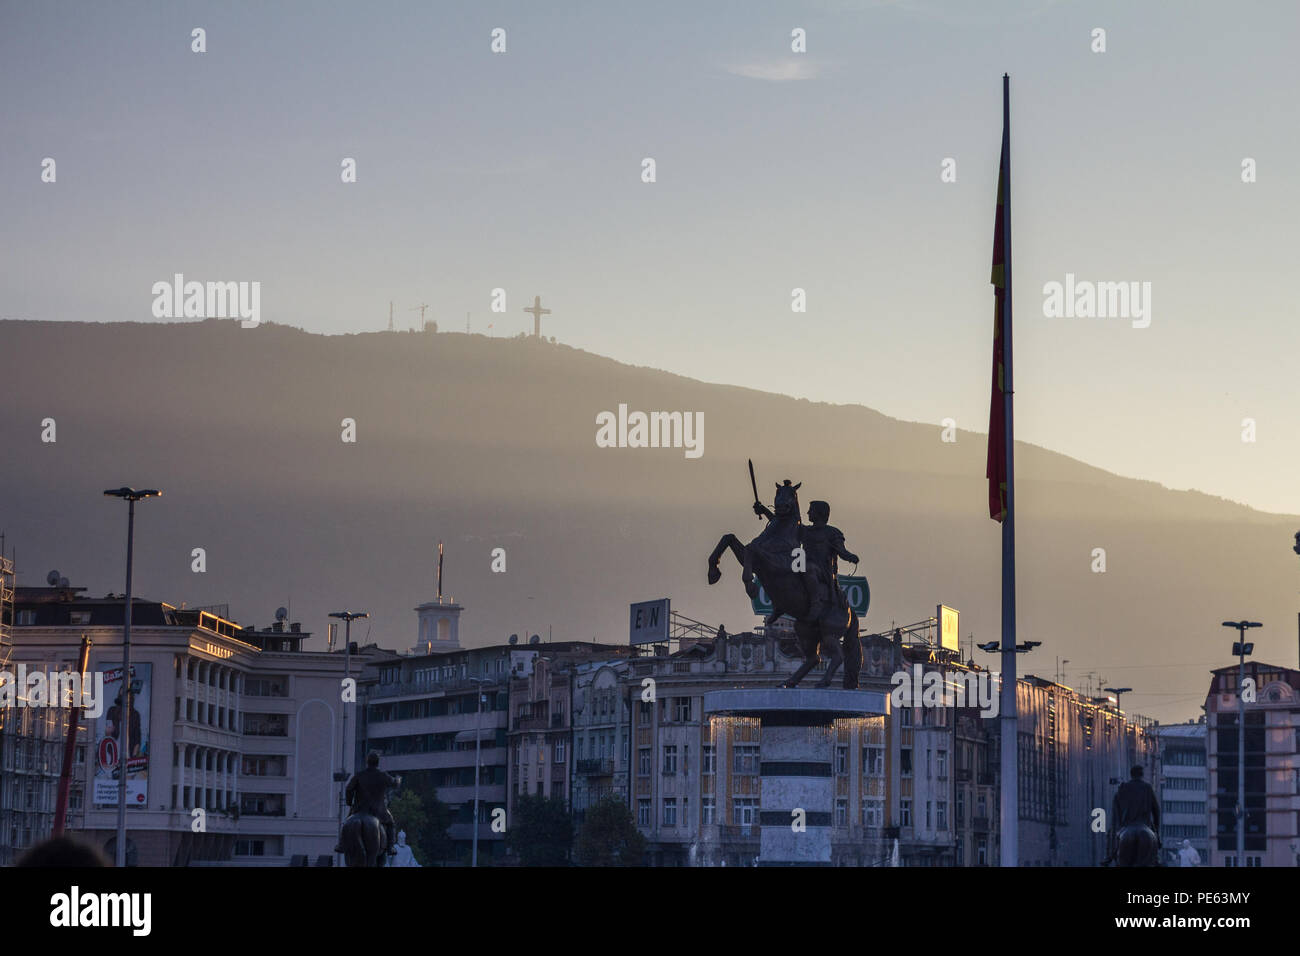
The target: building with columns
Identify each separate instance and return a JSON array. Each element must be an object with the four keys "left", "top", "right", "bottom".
[
  {"left": 5, "top": 582, "right": 394, "bottom": 865},
  {"left": 1204, "top": 660, "right": 1300, "bottom": 867}
]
